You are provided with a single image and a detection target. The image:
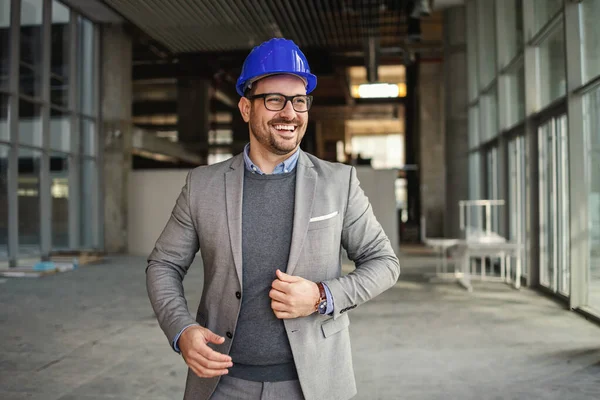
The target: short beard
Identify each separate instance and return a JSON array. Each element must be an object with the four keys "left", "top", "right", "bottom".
[{"left": 249, "top": 119, "right": 300, "bottom": 156}]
